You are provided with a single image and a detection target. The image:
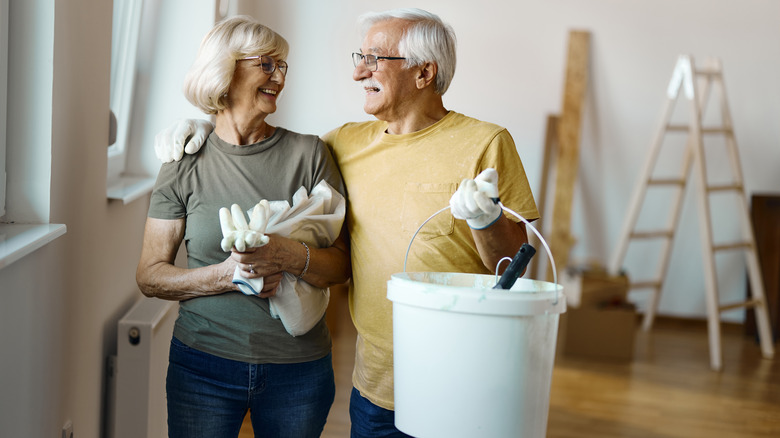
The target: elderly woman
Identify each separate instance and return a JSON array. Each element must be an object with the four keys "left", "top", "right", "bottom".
[{"left": 136, "top": 16, "right": 349, "bottom": 438}]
